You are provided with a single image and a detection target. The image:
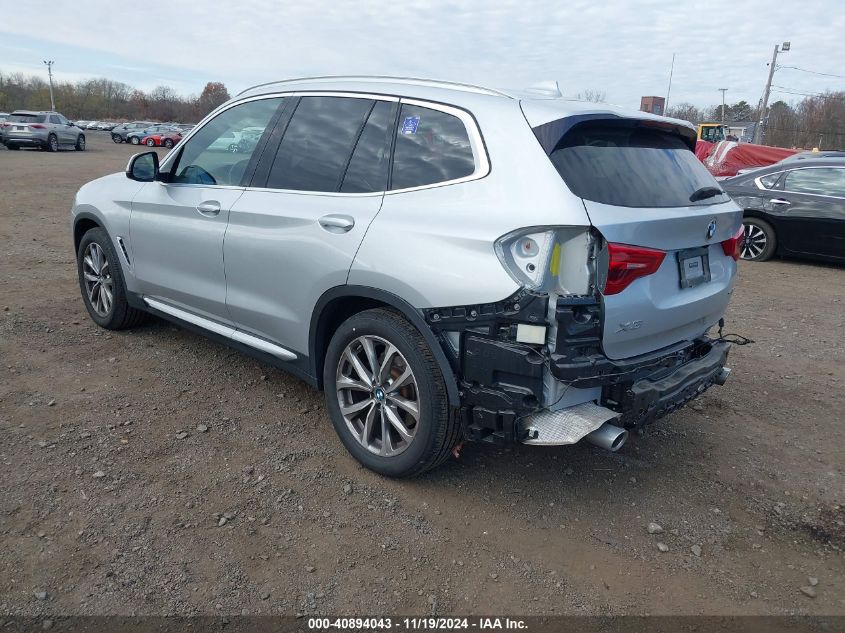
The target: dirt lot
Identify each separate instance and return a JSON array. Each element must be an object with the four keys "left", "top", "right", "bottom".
[{"left": 1, "top": 134, "right": 843, "bottom": 618}]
